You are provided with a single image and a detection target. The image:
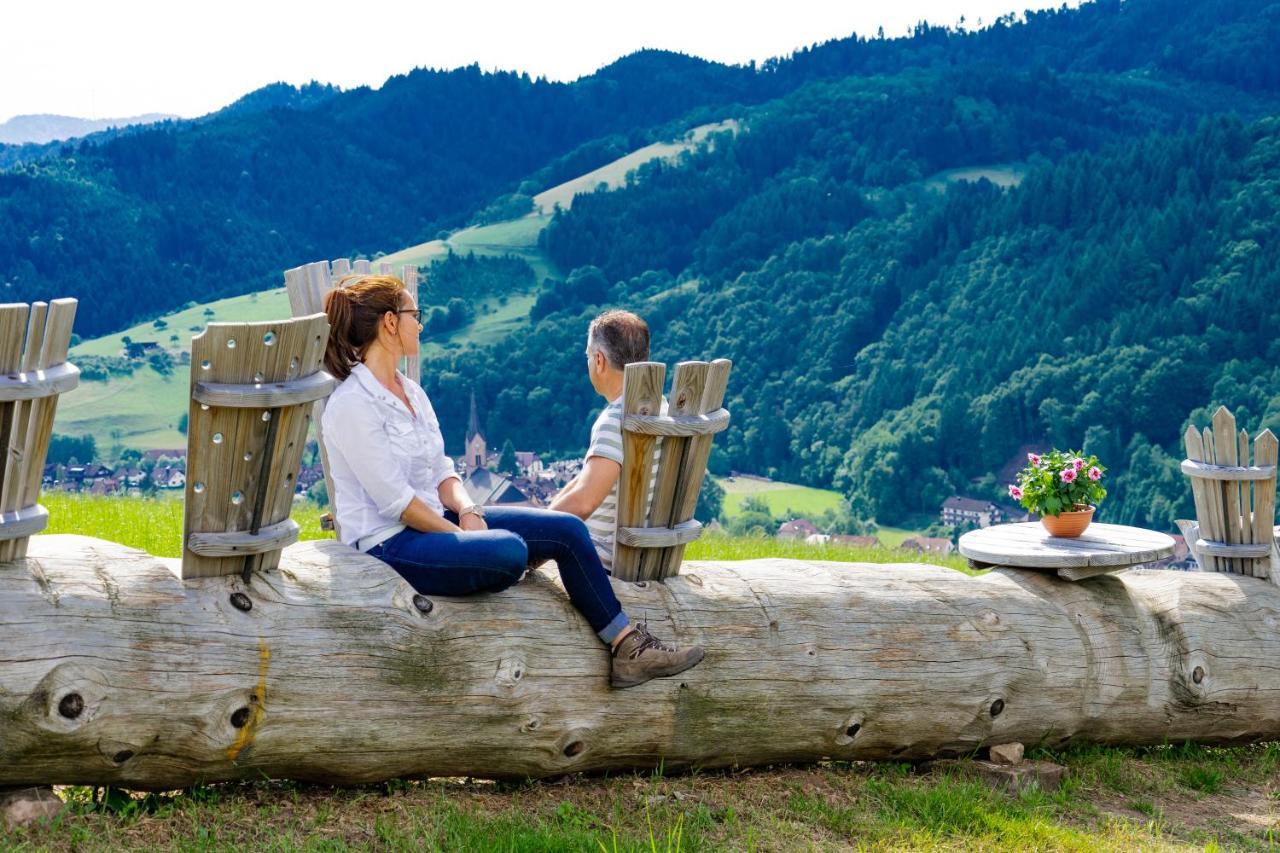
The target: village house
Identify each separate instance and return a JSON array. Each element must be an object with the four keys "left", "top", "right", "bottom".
[
  {"left": 462, "top": 467, "right": 537, "bottom": 507},
  {"left": 940, "top": 496, "right": 1004, "bottom": 529},
  {"left": 901, "top": 536, "right": 955, "bottom": 557},
  {"left": 152, "top": 466, "right": 186, "bottom": 489},
  {"left": 89, "top": 478, "right": 123, "bottom": 497},
  {"left": 777, "top": 518, "right": 819, "bottom": 540},
  {"left": 514, "top": 451, "right": 543, "bottom": 477}
]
